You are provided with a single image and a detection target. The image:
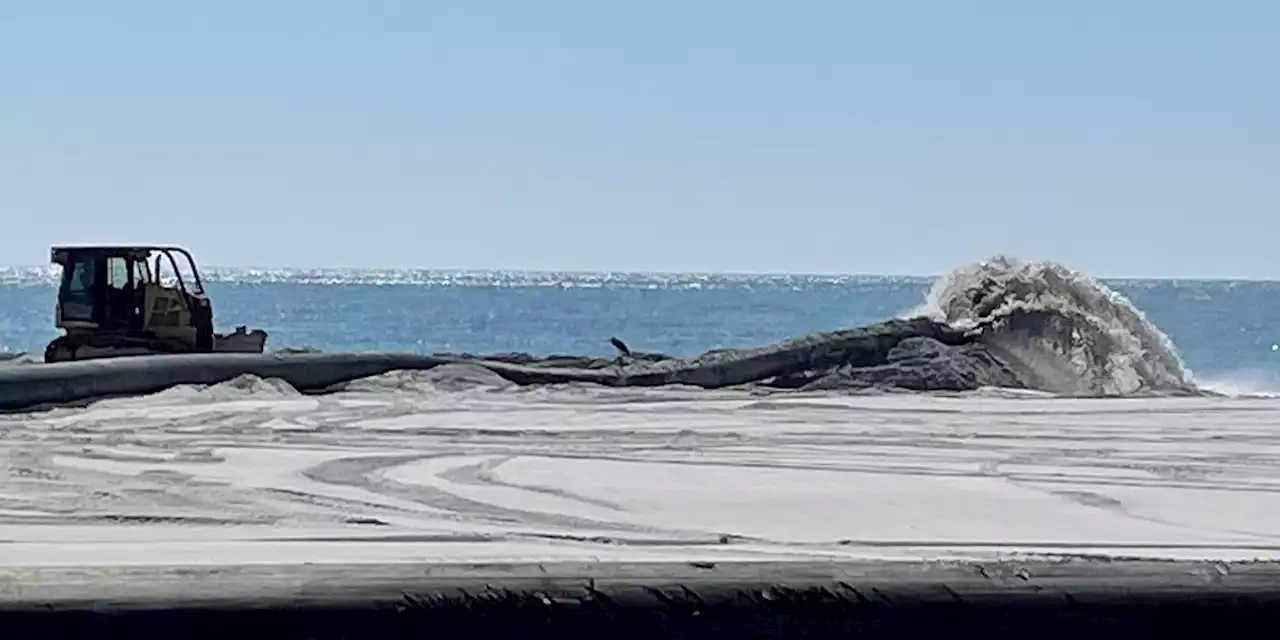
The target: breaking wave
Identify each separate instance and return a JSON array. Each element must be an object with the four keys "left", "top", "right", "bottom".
[{"left": 910, "top": 256, "right": 1196, "bottom": 396}]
